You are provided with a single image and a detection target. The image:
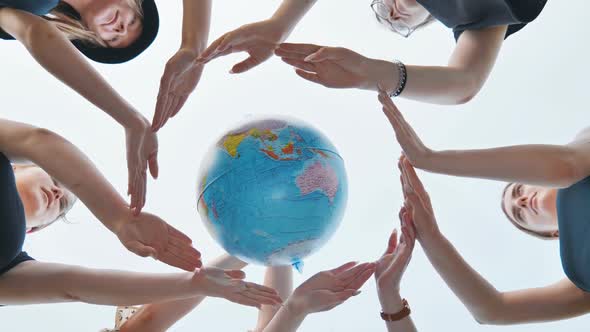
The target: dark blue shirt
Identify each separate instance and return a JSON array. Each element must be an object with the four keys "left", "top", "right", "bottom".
[
  {"left": 0, "top": 0, "right": 60, "bottom": 39},
  {"left": 416, "top": 0, "right": 547, "bottom": 40},
  {"left": 0, "top": 153, "right": 34, "bottom": 276},
  {"left": 557, "top": 176, "right": 590, "bottom": 292}
]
